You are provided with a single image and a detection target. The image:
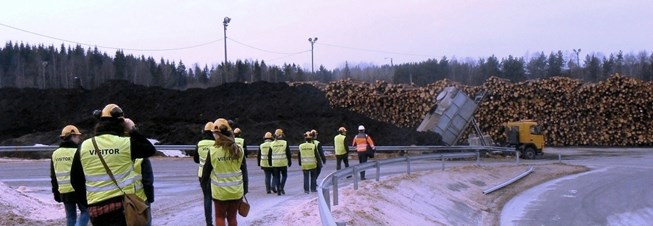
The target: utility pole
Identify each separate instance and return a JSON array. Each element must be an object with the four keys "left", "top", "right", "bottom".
[
  {"left": 41, "top": 61, "right": 48, "bottom": 89},
  {"left": 308, "top": 37, "right": 318, "bottom": 74},
  {"left": 385, "top": 57, "right": 394, "bottom": 67},
  {"left": 573, "top": 48, "right": 581, "bottom": 78},
  {"left": 223, "top": 17, "right": 231, "bottom": 83}
]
